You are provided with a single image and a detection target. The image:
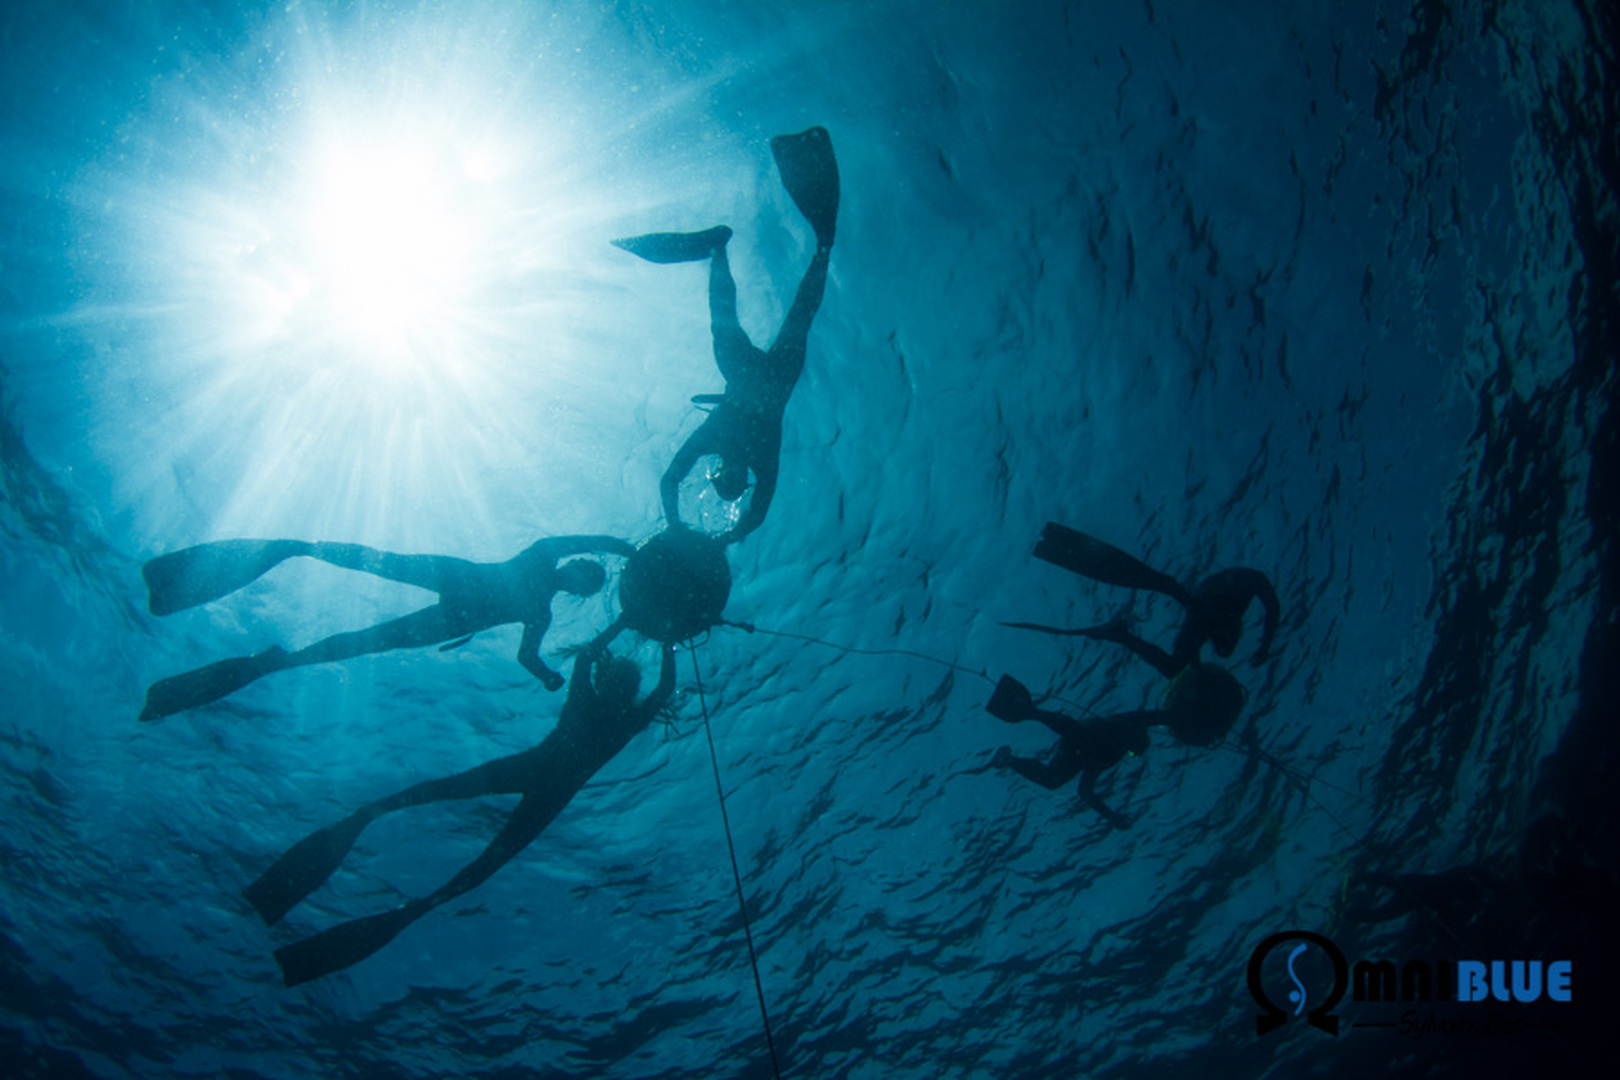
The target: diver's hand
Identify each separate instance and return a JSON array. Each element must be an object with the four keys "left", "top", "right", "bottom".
[
  {"left": 541, "top": 671, "right": 565, "bottom": 692},
  {"left": 1106, "top": 812, "right": 1134, "bottom": 831}
]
